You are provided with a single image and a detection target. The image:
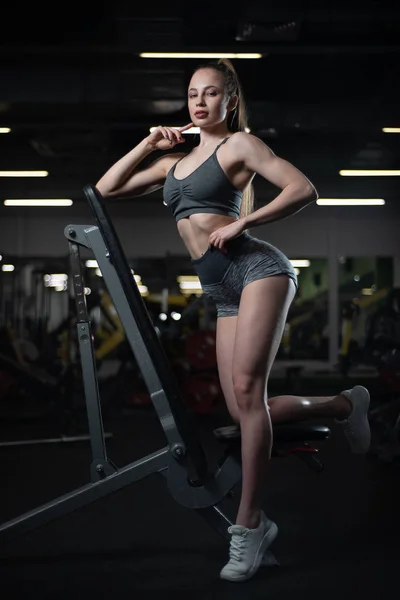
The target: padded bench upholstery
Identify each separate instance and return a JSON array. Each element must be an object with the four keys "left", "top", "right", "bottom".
[{"left": 213, "top": 423, "right": 331, "bottom": 443}]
